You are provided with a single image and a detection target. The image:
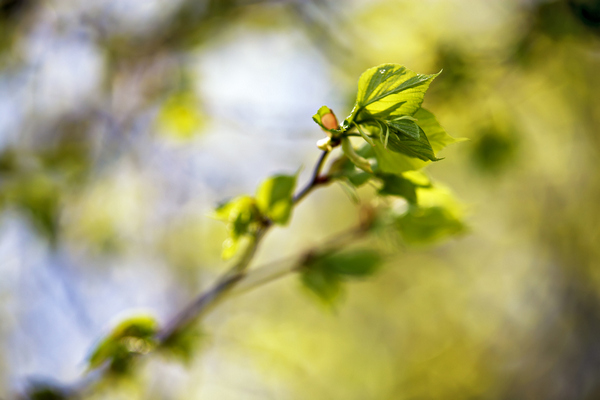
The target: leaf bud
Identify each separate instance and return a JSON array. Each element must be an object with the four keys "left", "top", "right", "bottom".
[{"left": 321, "top": 112, "right": 339, "bottom": 131}]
